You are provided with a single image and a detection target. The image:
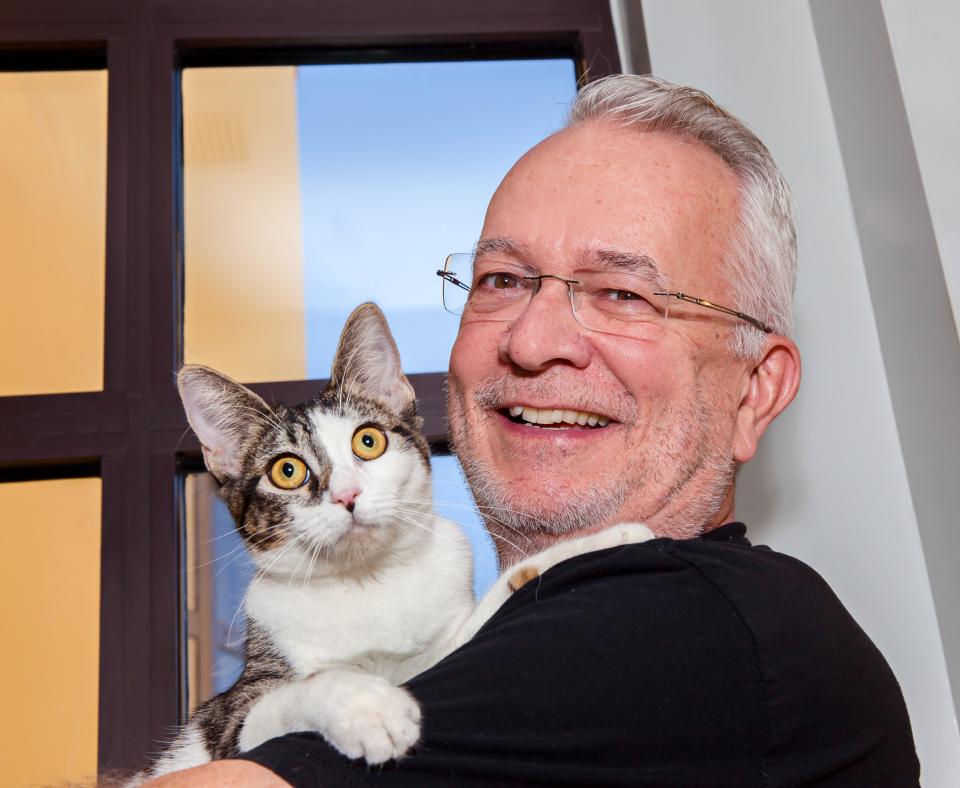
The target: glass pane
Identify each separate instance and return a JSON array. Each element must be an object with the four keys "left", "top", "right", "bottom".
[
  {"left": 184, "top": 452, "right": 495, "bottom": 708},
  {"left": 184, "top": 472, "right": 253, "bottom": 711},
  {"left": 430, "top": 453, "right": 497, "bottom": 598},
  {"left": 0, "top": 71, "right": 107, "bottom": 396},
  {"left": 0, "top": 477, "right": 100, "bottom": 785},
  {"left": 182, "top": 59, "right": 576, "bottom": 383}
]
